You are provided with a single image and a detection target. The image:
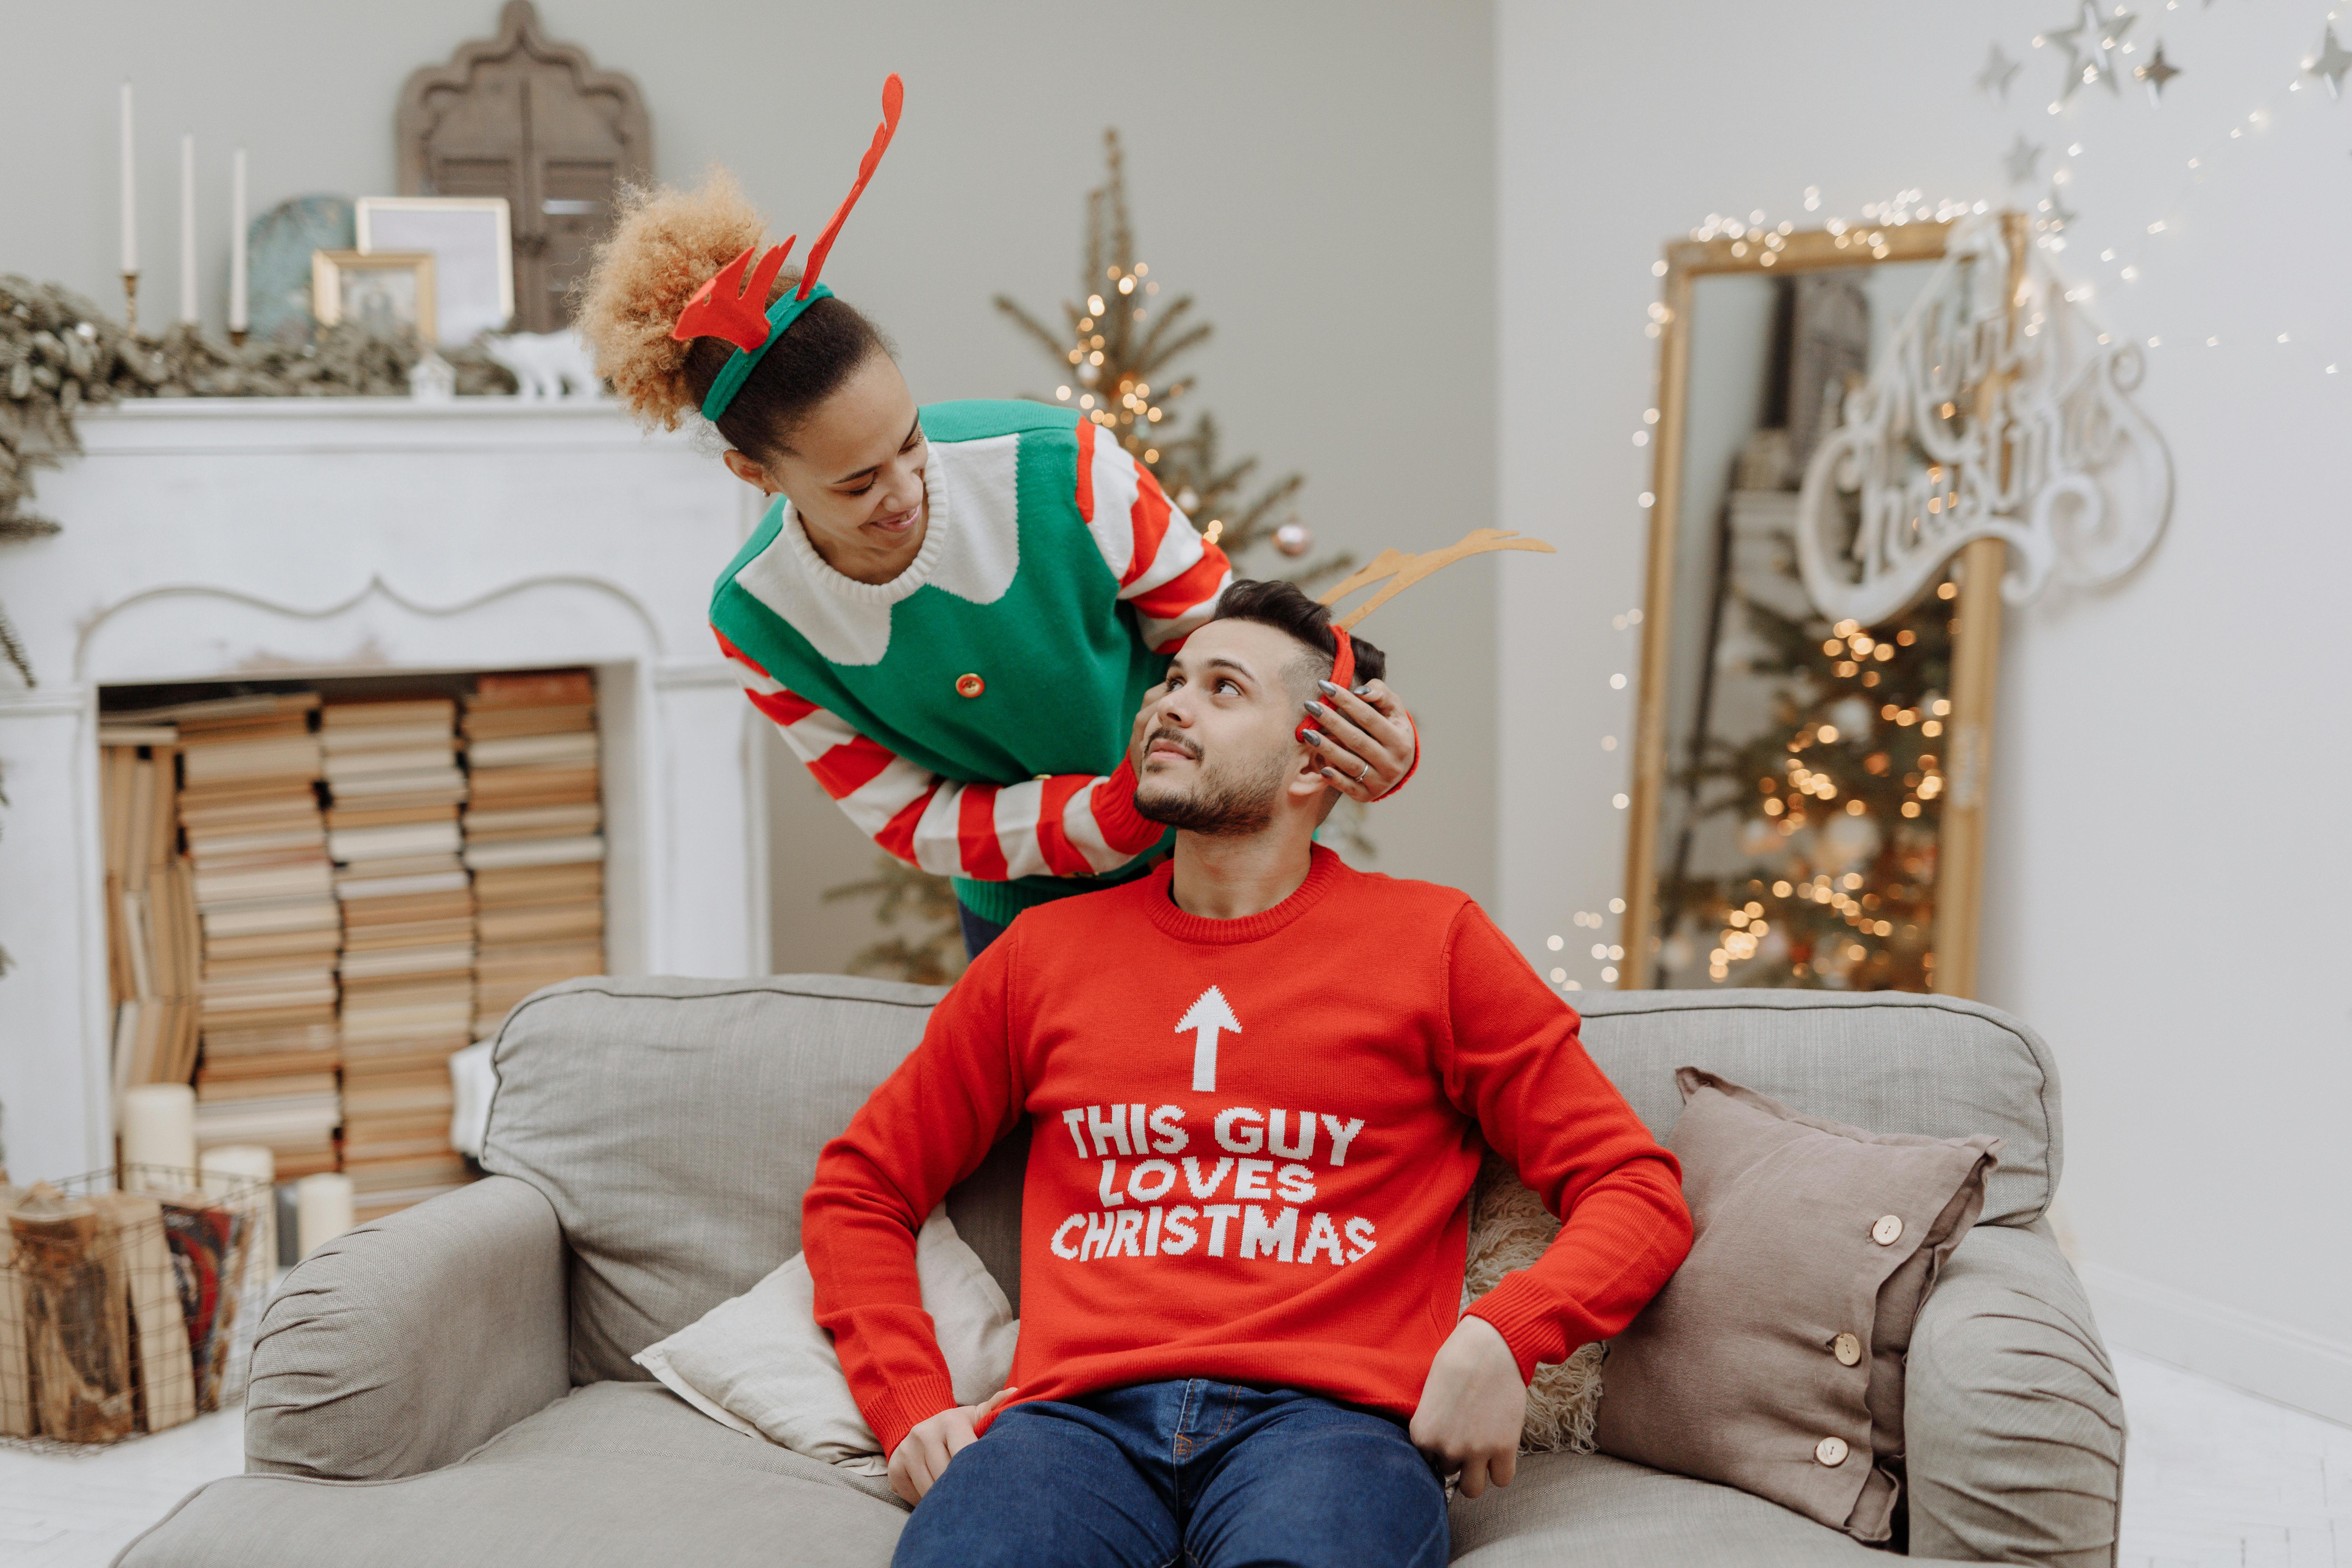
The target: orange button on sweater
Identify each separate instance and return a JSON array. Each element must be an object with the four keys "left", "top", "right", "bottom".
[{"left": 802, "top": 846, "right": 1694, "bottom": 1459}]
